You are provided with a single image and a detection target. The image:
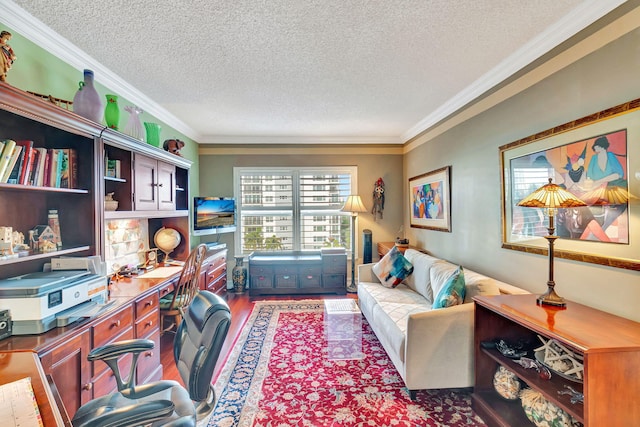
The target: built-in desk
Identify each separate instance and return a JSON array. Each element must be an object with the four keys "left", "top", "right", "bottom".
[
  {"left": 0, "top": 268, "right": 181, "bottom": 420},
  {"left": 248, "top": 250, "right": 347, "bottom": 295}
]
